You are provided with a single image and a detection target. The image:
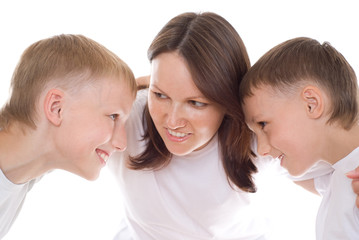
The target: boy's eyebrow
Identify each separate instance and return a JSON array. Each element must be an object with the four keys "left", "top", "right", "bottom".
[{"left": 249, "top": 114, "right": 262, "bottom": 123}]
